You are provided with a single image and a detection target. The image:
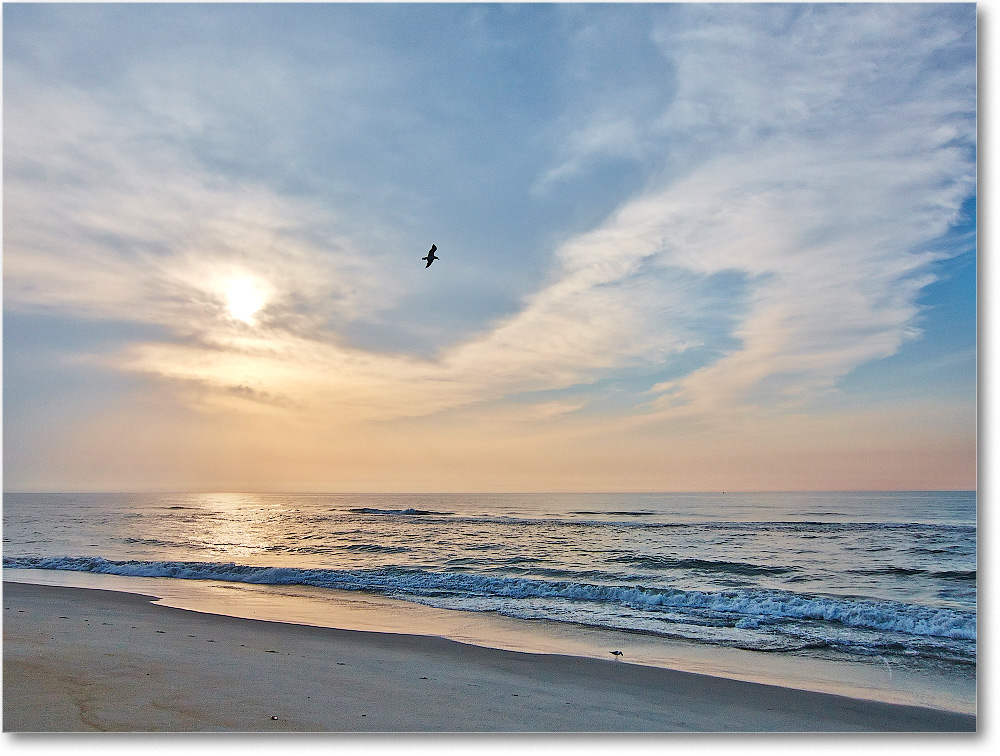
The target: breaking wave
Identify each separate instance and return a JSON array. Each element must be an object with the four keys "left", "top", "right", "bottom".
[{"left": 4, "top": 555, "right": 975, "bottom": 644}]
